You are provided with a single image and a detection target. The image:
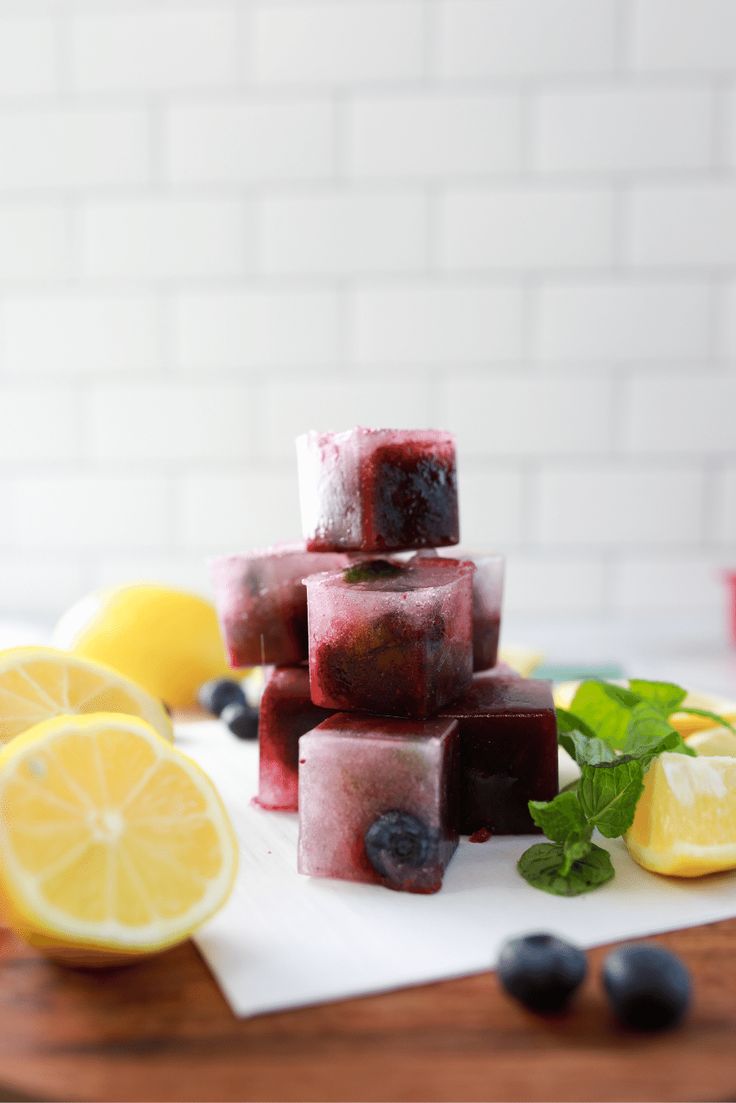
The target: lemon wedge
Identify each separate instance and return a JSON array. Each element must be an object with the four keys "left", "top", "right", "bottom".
[
  {"left": 626, "top": 752, "right": 736, "bottom": 878},
  {"left": 53, "top": 584, "right": 234, "bottom": 710},
  {"left": 686, "top": 727, "right": 736, "bottom": 757},
  {"left": 0, "top": 646, "right": 173, "bottom": 745},
  {"left": 0, "top": 712, "right": 237, "bottom": 964}
]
